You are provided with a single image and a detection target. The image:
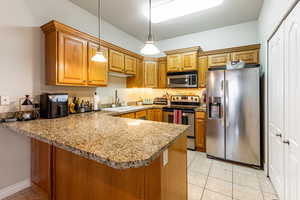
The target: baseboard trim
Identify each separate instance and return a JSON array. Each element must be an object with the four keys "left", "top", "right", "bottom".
[{"left": 0, "top": 179, "right": 31, "bottom": 200}]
